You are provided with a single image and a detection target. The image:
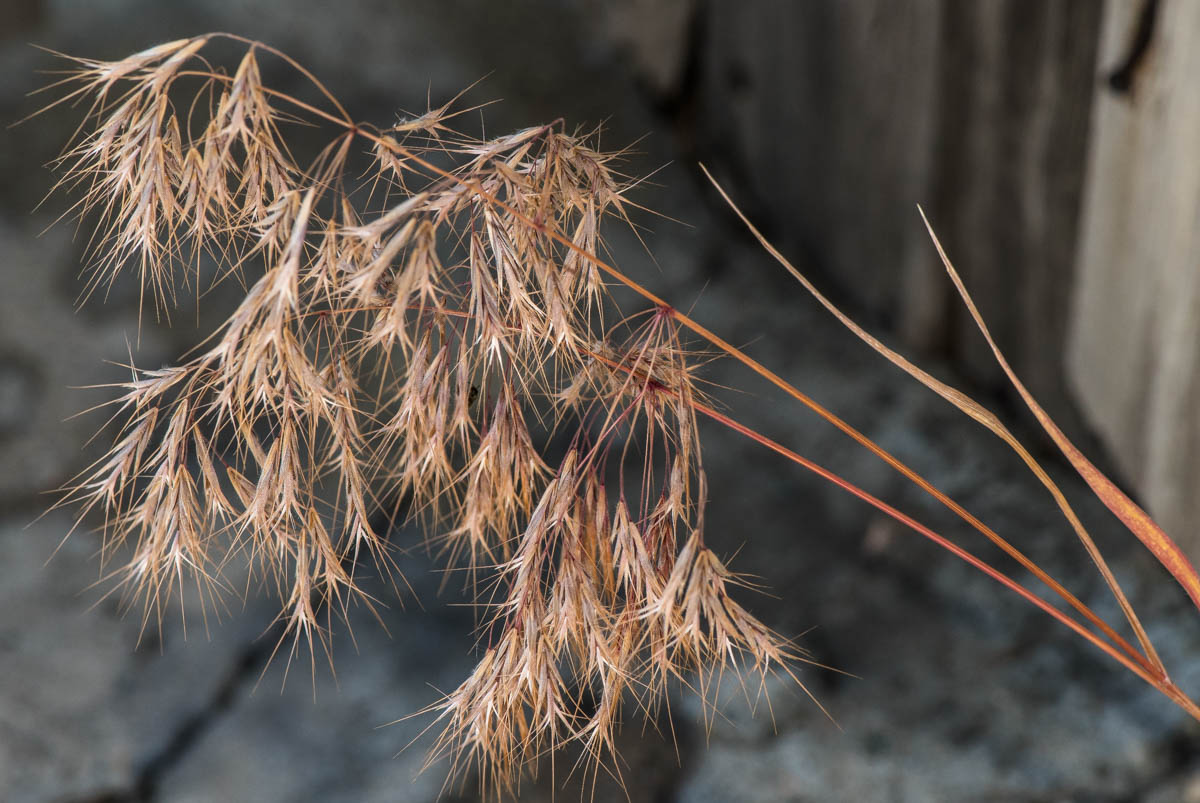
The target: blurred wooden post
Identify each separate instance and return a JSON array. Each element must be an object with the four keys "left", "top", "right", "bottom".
[
  {"left": 1068, "top": 0, "right": 1200, "bottom": 558},
  {"left": 688, "top": 1, "right": 1102, "bottom": 432},
  {"left": 583, "top": 0, "right": 1200, "bottom": 560}
]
